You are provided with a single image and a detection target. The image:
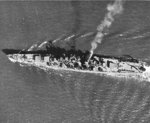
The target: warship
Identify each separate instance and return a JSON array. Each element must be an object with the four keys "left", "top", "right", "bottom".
[{"left": 2, "top": 39, "right": 146, "bottom": 76}]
